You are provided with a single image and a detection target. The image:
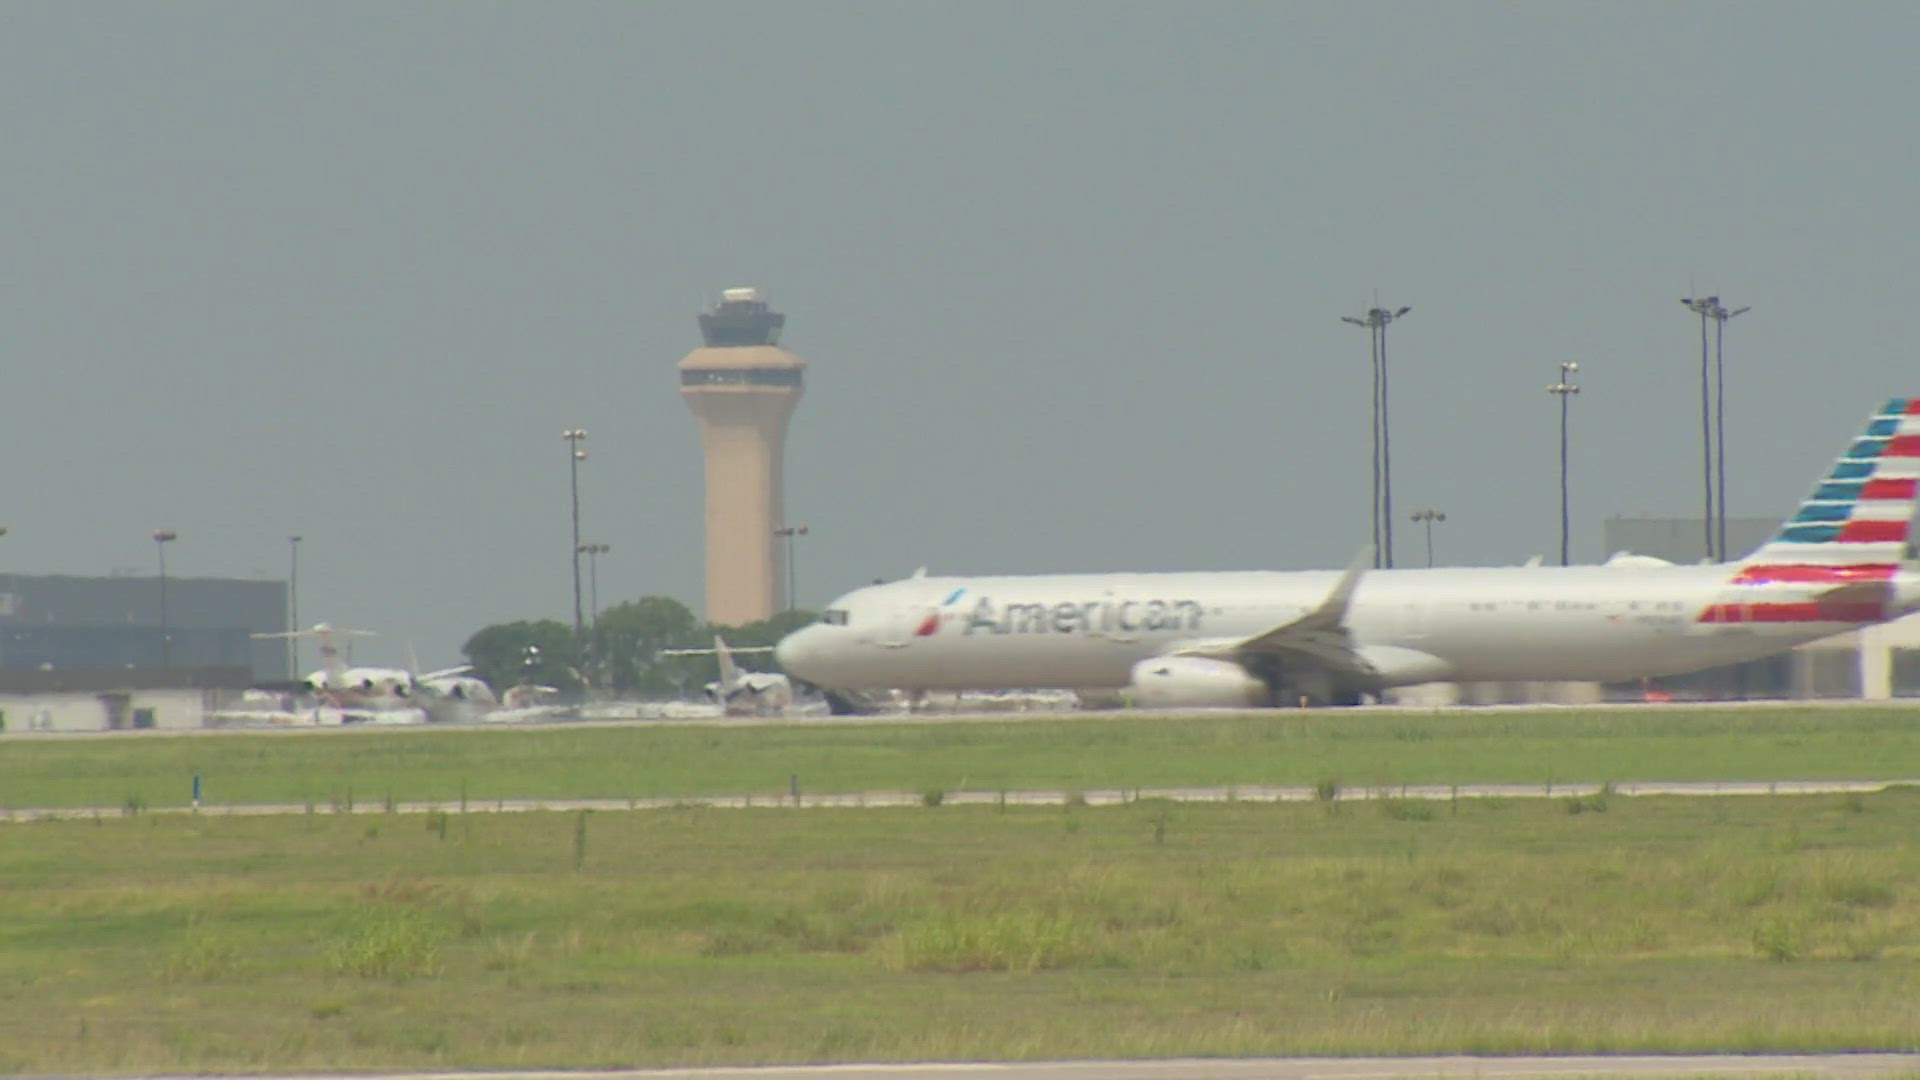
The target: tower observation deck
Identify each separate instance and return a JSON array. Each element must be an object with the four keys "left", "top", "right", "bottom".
[
  {"left": 678, "top": 288, "right": 806, "bottom": 626},
  {"left": 697, "top": 288, "right": 786, "bottom": 347}
]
